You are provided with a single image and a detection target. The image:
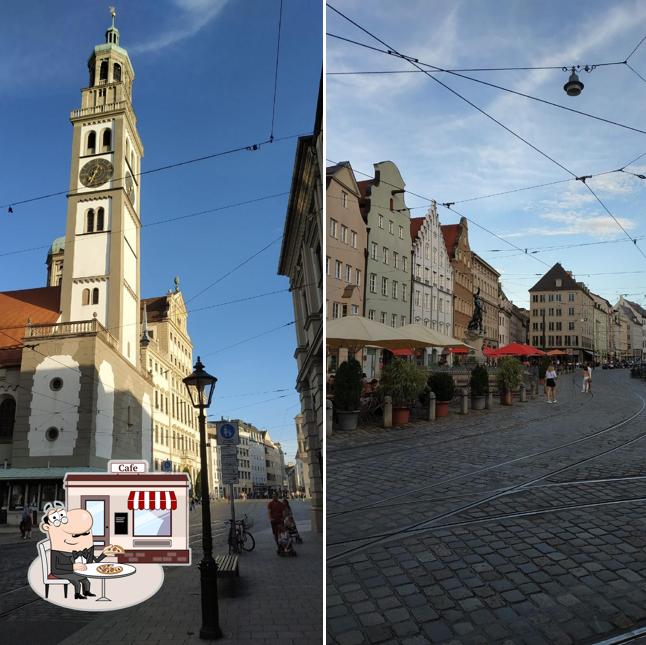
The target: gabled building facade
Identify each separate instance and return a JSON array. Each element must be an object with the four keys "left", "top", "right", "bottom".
[
  {"left": 614, "top": 296, "right": 646, "bottom": 359},
  {"left": 472, "top": 253, "right": 500, "bottom": 348},
  {"left": 442, "top": 217, "right": 473, "bottom": 342}
]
